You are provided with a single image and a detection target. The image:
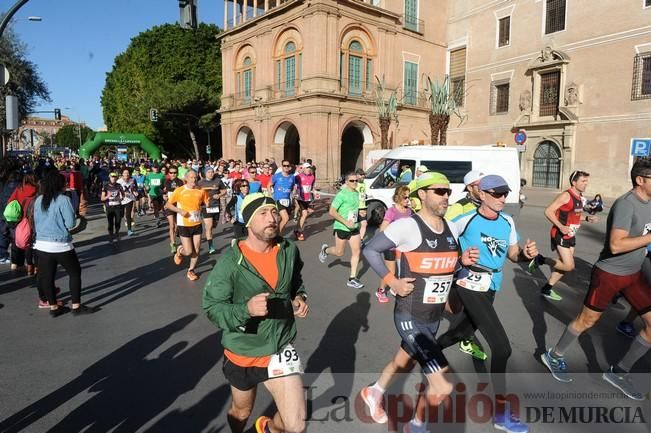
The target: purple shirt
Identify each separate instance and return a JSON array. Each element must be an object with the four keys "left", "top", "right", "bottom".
[{"left": 383, "top": 205, "right": 413, "bottom": 224}]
